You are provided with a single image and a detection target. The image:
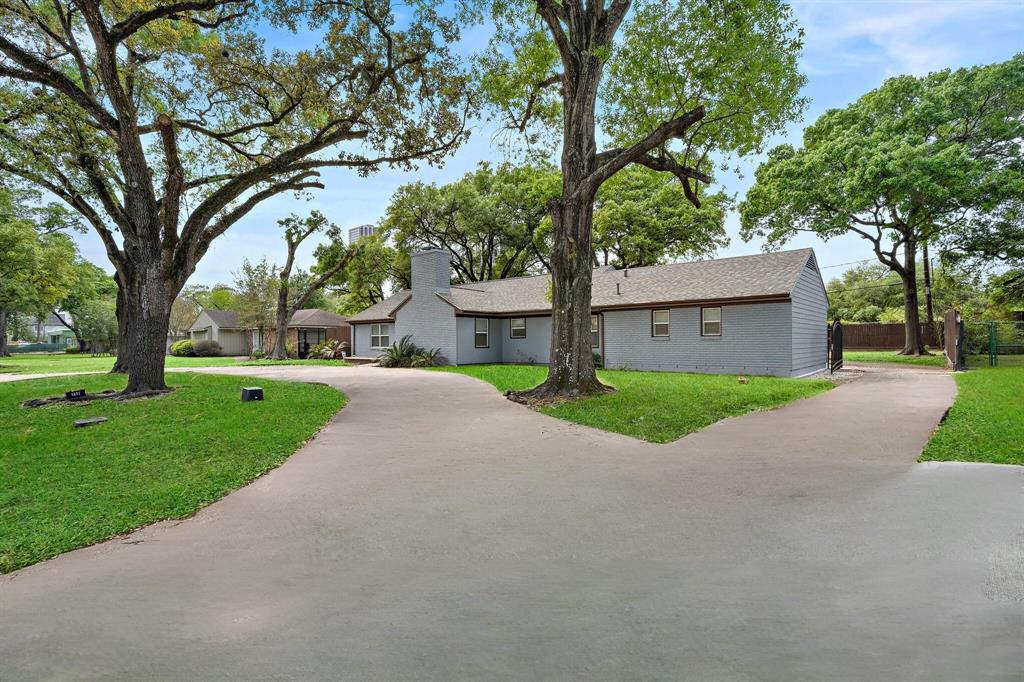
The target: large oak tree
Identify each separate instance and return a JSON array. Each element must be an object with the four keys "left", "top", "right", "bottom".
[
  {"left": 740, "top": 56, "right": 1024, "bottom": 355},
  {"left": 477, "top": 0, "right": 805, "bottom": 400},
  {"left": 0, "top": 0, "right": 472, "bottom": 393}
]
